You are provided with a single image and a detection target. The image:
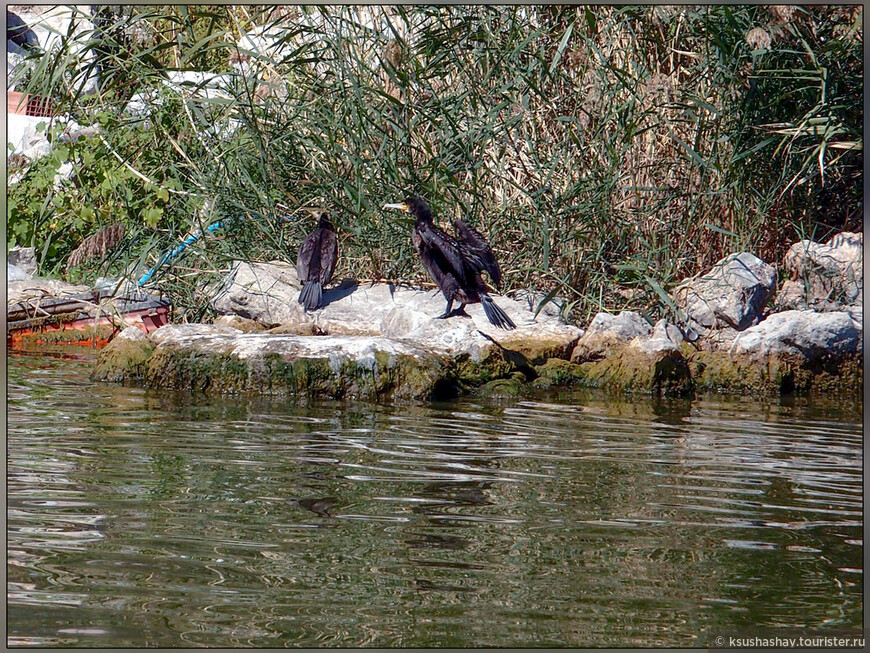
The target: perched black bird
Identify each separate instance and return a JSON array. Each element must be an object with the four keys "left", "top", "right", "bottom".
[
  {"left": 383, "top": 196, "right": 515, "bottom": 330},
  {"left": 296, "top": 209, "right": 338, "bottom": 312}
]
